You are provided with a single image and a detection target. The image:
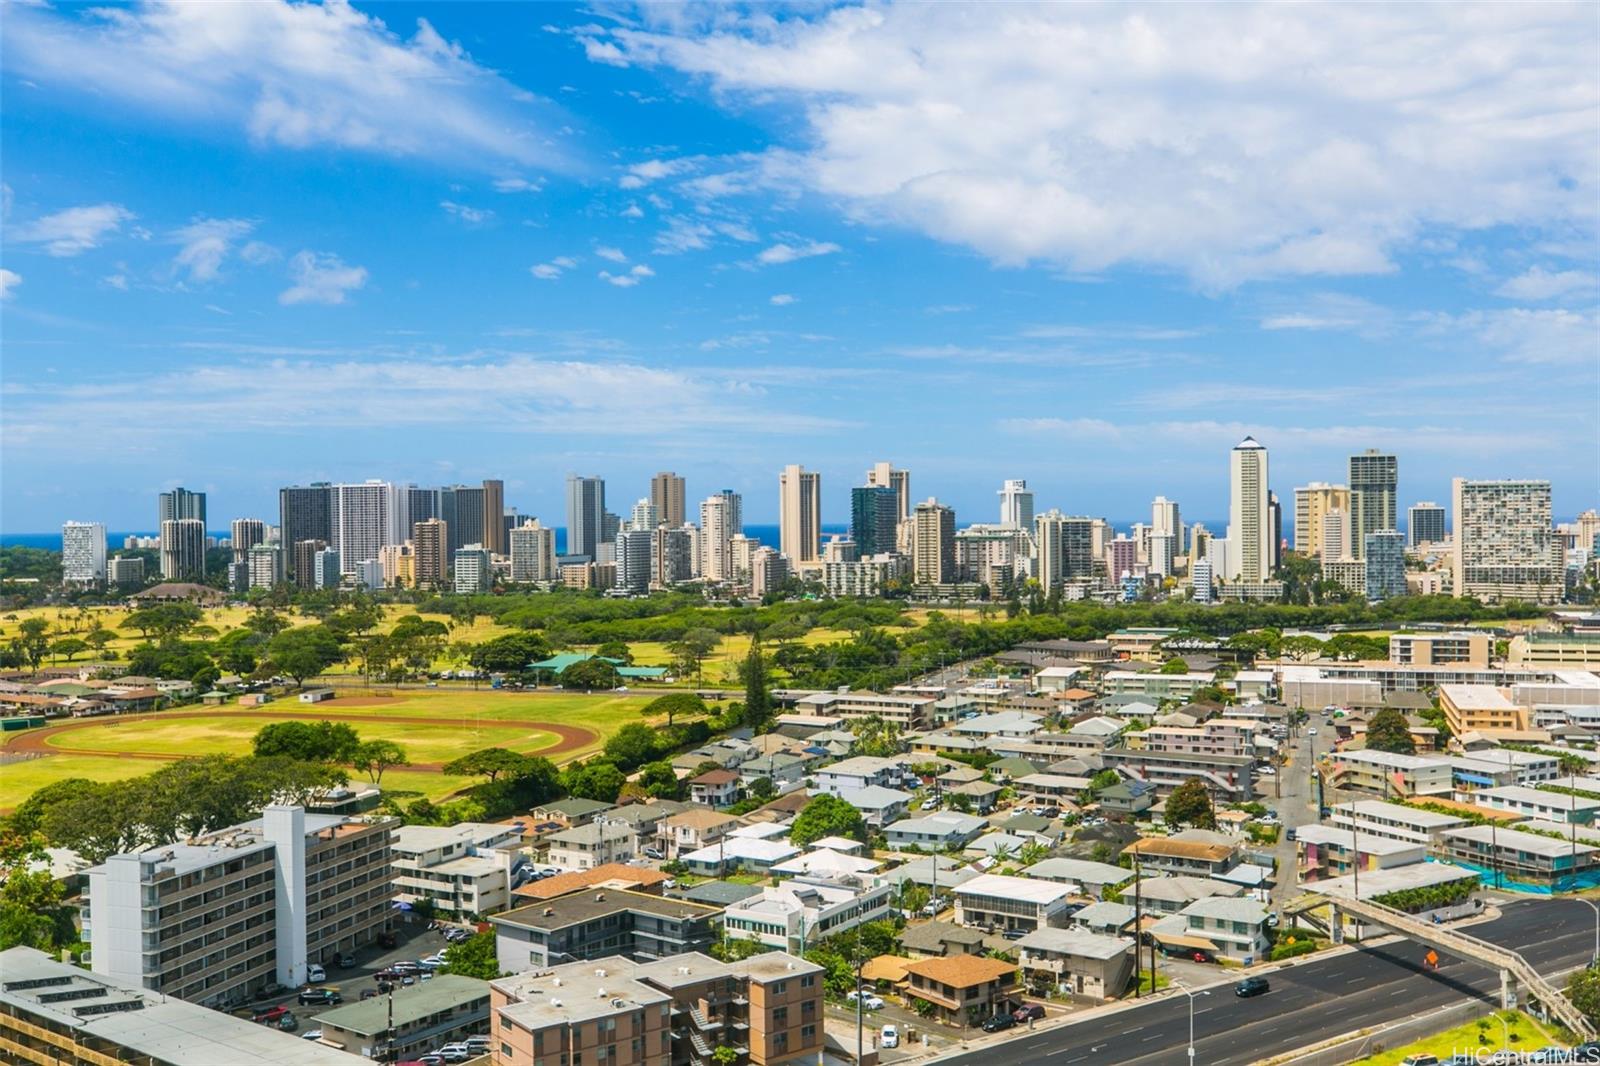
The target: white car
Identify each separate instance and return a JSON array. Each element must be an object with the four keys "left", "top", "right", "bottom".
[
  {"left": 301, "top": 1030, "right": 324, "bottom": 1042},
  {"left": 1308, "top": 728, "right": 1318, "bottom": 736},
  {"left": 305, "top": 964, "right": 326, "bottom": 984},
  {"left": 881, "top": 1025, "right": 899, "bottom": 1049},
  {"left": 846, "top": 991, "right": 884, "bottom": 1010},
  {"left": 437, "top": 1044, "right": 472, "bottom": 1063}
]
